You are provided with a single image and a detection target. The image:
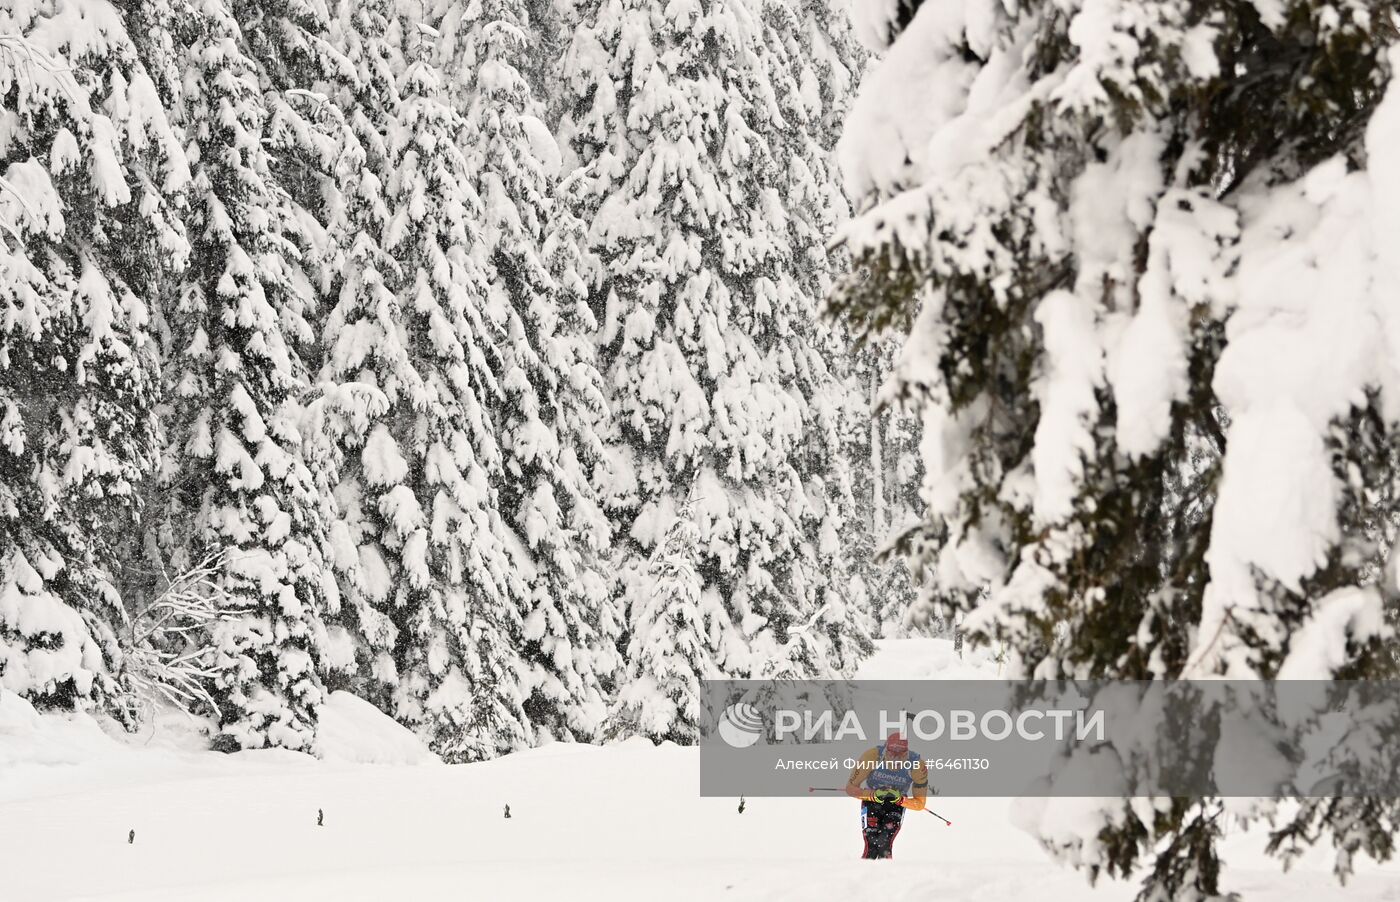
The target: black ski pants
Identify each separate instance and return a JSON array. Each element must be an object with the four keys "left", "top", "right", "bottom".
[{"left": 860, "top": 799, "right": 905, "bottom": 859}]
